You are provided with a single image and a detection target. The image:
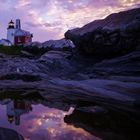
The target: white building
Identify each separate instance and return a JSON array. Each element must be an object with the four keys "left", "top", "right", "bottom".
[{"left": 0, "top": 39, "right": 12, "bottom": 46}]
